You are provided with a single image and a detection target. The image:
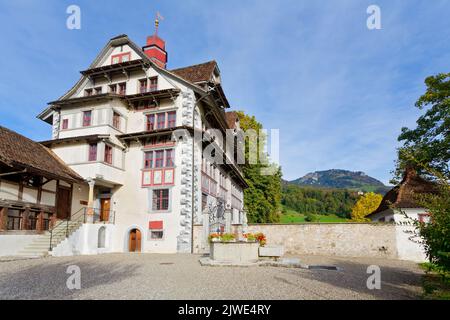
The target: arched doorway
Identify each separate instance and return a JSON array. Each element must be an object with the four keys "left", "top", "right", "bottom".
[
  {"left": 128, "top": 229, "right": 142, "bottom": 253},
  {"left": 98, "top": 226, "right": 106, "bottom": 248}
]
